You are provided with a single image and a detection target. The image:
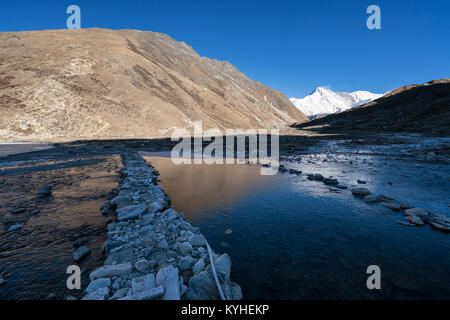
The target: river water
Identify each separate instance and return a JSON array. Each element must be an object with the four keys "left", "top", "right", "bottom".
[{"left": 144, "top": 138, "right": 450, "bottom": 299}]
